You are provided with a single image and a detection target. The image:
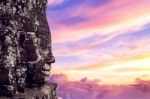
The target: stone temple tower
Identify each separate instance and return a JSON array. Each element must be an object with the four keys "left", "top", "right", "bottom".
[{"left": 0, "top": 0, "right": 57, "bottom": 98}]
